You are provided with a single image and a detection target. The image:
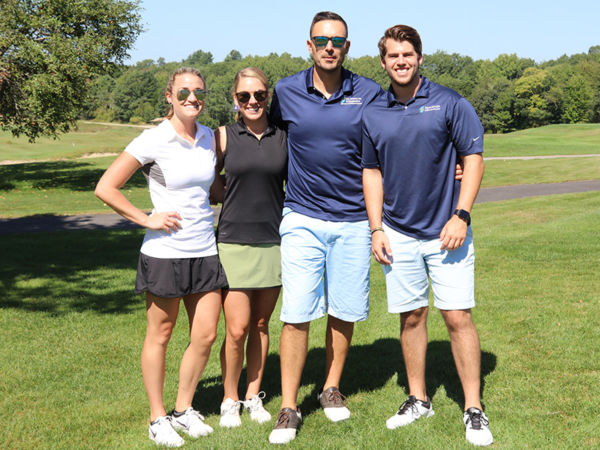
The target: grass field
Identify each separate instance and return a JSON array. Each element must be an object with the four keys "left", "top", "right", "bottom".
[
  {"left": 2, "top": 123, "right": 598, "bottom": 163},
  {"left": 0, "top": 122, "right": 599, "bottom": 448},
  {"left": 0, "top": 122, "right": 143, "bottom": 162},
  {"left": 484, "top": 123, "right": 600, "bottom": 156},
  {"left": 1, "top": 192, "right": 598, "bottom": 448},
  {"left": 1, "top": 123, "right": 599, "bottom": 218}
]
